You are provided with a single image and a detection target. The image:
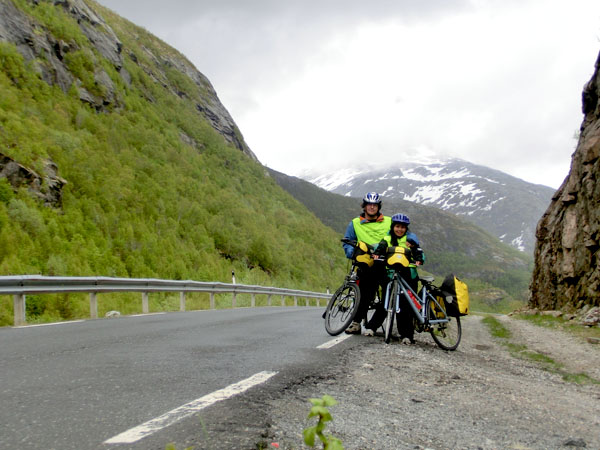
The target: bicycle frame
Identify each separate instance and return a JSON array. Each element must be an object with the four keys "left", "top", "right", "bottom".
[
  {"left": 384, "top": 272, "right": 450, "bottom": 326},
  {"left": 380, "top": 262, "right": 462, "bottom": 350}
]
